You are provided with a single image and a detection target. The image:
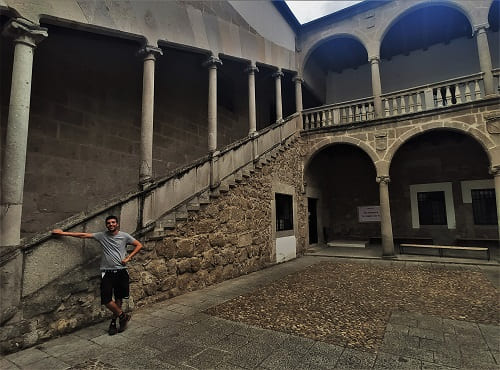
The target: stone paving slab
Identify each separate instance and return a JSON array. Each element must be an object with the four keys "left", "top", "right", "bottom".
[{"left": 2, "top": 256, "right": 499, "bottom": 369}]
